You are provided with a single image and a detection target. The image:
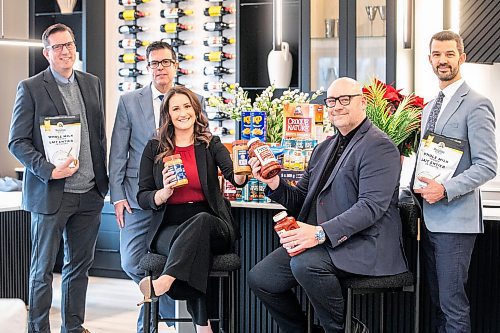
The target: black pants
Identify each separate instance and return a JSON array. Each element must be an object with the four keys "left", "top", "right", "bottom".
[
  {"left": 152, "top": 201, "right": 231, "bottom": 325},
  {"left": 248, "top": 245, "right": 354, "bottom": 333}
]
